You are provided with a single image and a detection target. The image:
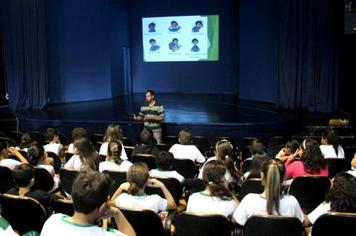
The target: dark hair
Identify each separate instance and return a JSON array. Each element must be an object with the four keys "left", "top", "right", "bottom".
[
  {"left": 27, "top": 142, "right": 45, "bottom": 166},
  {"left": 301, "top": 138, "right": 327, "bottom": 174},
  {"left": 0, "top": 140, "right": 8, "bottom": 152},
  {"left": 139, "top": 128, "right": 153, "bottom": 145},
  {"left": 149, "top": 22, "right": 155, "bottom": 27},
  {"left": 103, "top": 124, "right": 123, "bottom": 142},
  {"left": 127, "top": 162, "right": 149, "bottom": 195},
  {"left": 262, "top": 159, "right": 285, "bottom": 215},
  {"left": 172, "top": 38, "right": 178, "bottom": 42},
  {"left": 171, "top": 21, "right": 178, "bottom": 25},
  {"left": 73, "top": 138, "right": 99, "bottom": 171},
  {"left": 178, "top": 128, "right": 192, "bottom": 145},
  {"left": 44, "top": 128, "right": 58, "bottom": 142},
  {"left": 71, "top": 127, "right": 87, "bottom": 141},
  {"left": 146, "top": 90, "right": 155, "bottom": 96},
  {"left": 107, "top": 140, "right": 123, "bottom": 165},
  {"left": 286, "top": 140, "right": 300, "bottom": 154},
  {"left": 192, "top": 38, "right": 198, "bottom": 43},
  {"left": 12, "top": 164, "right": 35, "bottom": 187},
  {"left": 149, "top": 39, "right": 156, "bottom": 43},
  {"left": 326, "top": 172, "right": 356, "bottom": 213},
  {"left": 249, "top": 139, "right": 265, "bottom": 155},
  {"left": 215, "top": 140, "right": 242, "bottom": 183},
  {"left": 20, "top": 133, "right": 35, "bottom": 149},
  {"left": 195, "top": 20, "right": 203, "bottom": 25},
  {"left": 322, "top": 129, "right": 339, "bottom": 156},
  {"left": 156, "top": 151, "right": 173, "bottom": 170},
  {"left": 71, "top": 170, "right": 113, "bottom": 214},
  {"left": 202, "top": 161, "right": 232, "bottom": 200},
  {"left": 247, "top": 153, "right": 270, "bottom": 179}
]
